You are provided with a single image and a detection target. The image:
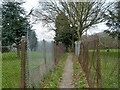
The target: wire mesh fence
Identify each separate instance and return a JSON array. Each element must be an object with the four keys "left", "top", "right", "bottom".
[
  {"left": 99, "top": 35, "right": 118, "bottom": 88},
  {"left": 75, "top": 41, "right": 81, "bottom": 57},
  {"left": 26, "top": 40, "right": 66, "bottom": 88},
  {"left": 1, "top": 45, "right": 21, "bottom": 88},
  {"left": 2, "top": 36, "right": 66, "bottom": 88},
  {"left": 75, "top": 34, "right": 118, "bottom": 88}
]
